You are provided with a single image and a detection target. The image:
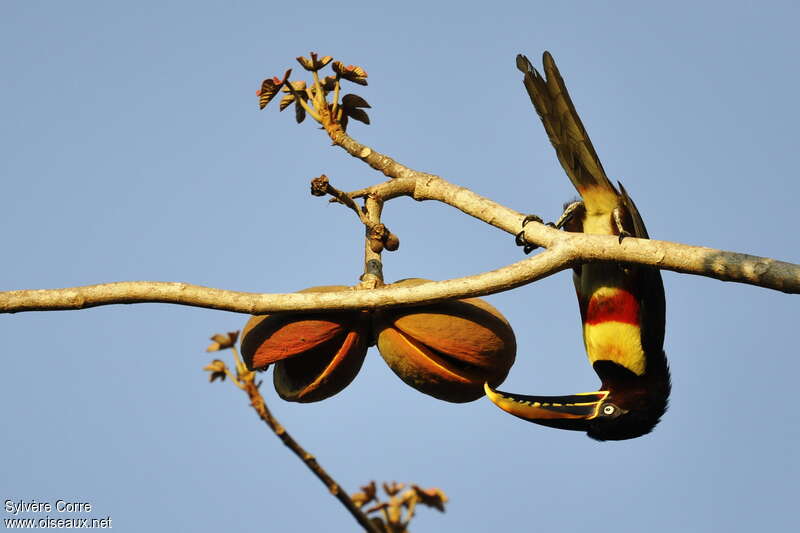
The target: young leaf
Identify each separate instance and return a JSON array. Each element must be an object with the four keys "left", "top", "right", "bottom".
[
  {"left": 256, "top": 69, "right": 292, "bottom": 109},
  {"left": 345, "top": 107, "right": 370, "bottom": 125},
  {"left": 279, "top": 93, "right": 295, "bottom": 111},
  {"left": 297, "top": 53, "right": 334, "bottom": 71},
  {"left": 341, "top": 93, "right": 371, "bottom": 109},
  {"left": 332, "top": 61, "right": 368, "bottom": 85}
]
